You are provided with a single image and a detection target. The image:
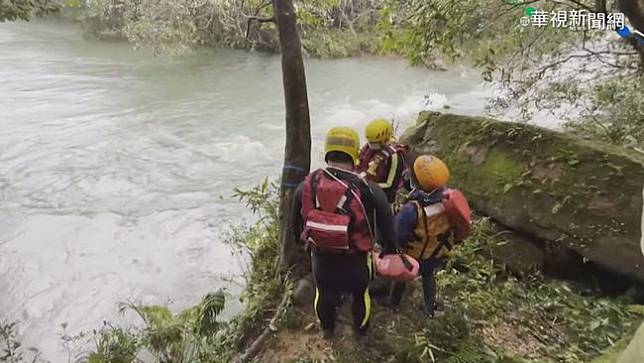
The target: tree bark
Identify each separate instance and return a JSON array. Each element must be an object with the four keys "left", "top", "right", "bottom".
[{"left": 273, "top": 0, "right": 312, "bottom": 274}]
